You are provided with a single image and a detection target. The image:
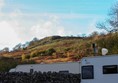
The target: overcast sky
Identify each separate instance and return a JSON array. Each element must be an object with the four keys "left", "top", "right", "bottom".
[{"left": 0, "top": 0, "right": 117, "bottom": 50}]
